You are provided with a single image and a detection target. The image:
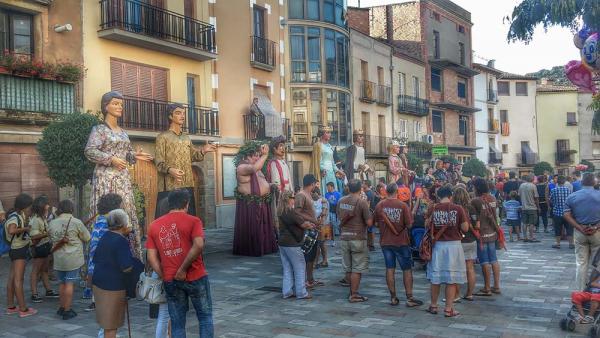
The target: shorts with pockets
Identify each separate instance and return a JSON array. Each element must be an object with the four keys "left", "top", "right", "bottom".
[
  {"left": 9, "top": 245, "right": 30, "bottom": 261},
  {"left": 340, "top": 240, "right": 369, "bottom": 273},
  {"left": 522, "top": 210, "right": 538, "bottom": 225},
  {"left": 57, "top": 268, "right": 81, "bottom": 284},
  {"left": 477, "top": 241, "right": 498, "bottom": 265},
  {"left": 381, "top": 245, "right": 413, "bottom": 270},
  {"left": 507, "top": 219, "right": 521, "bottom": 230}
]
